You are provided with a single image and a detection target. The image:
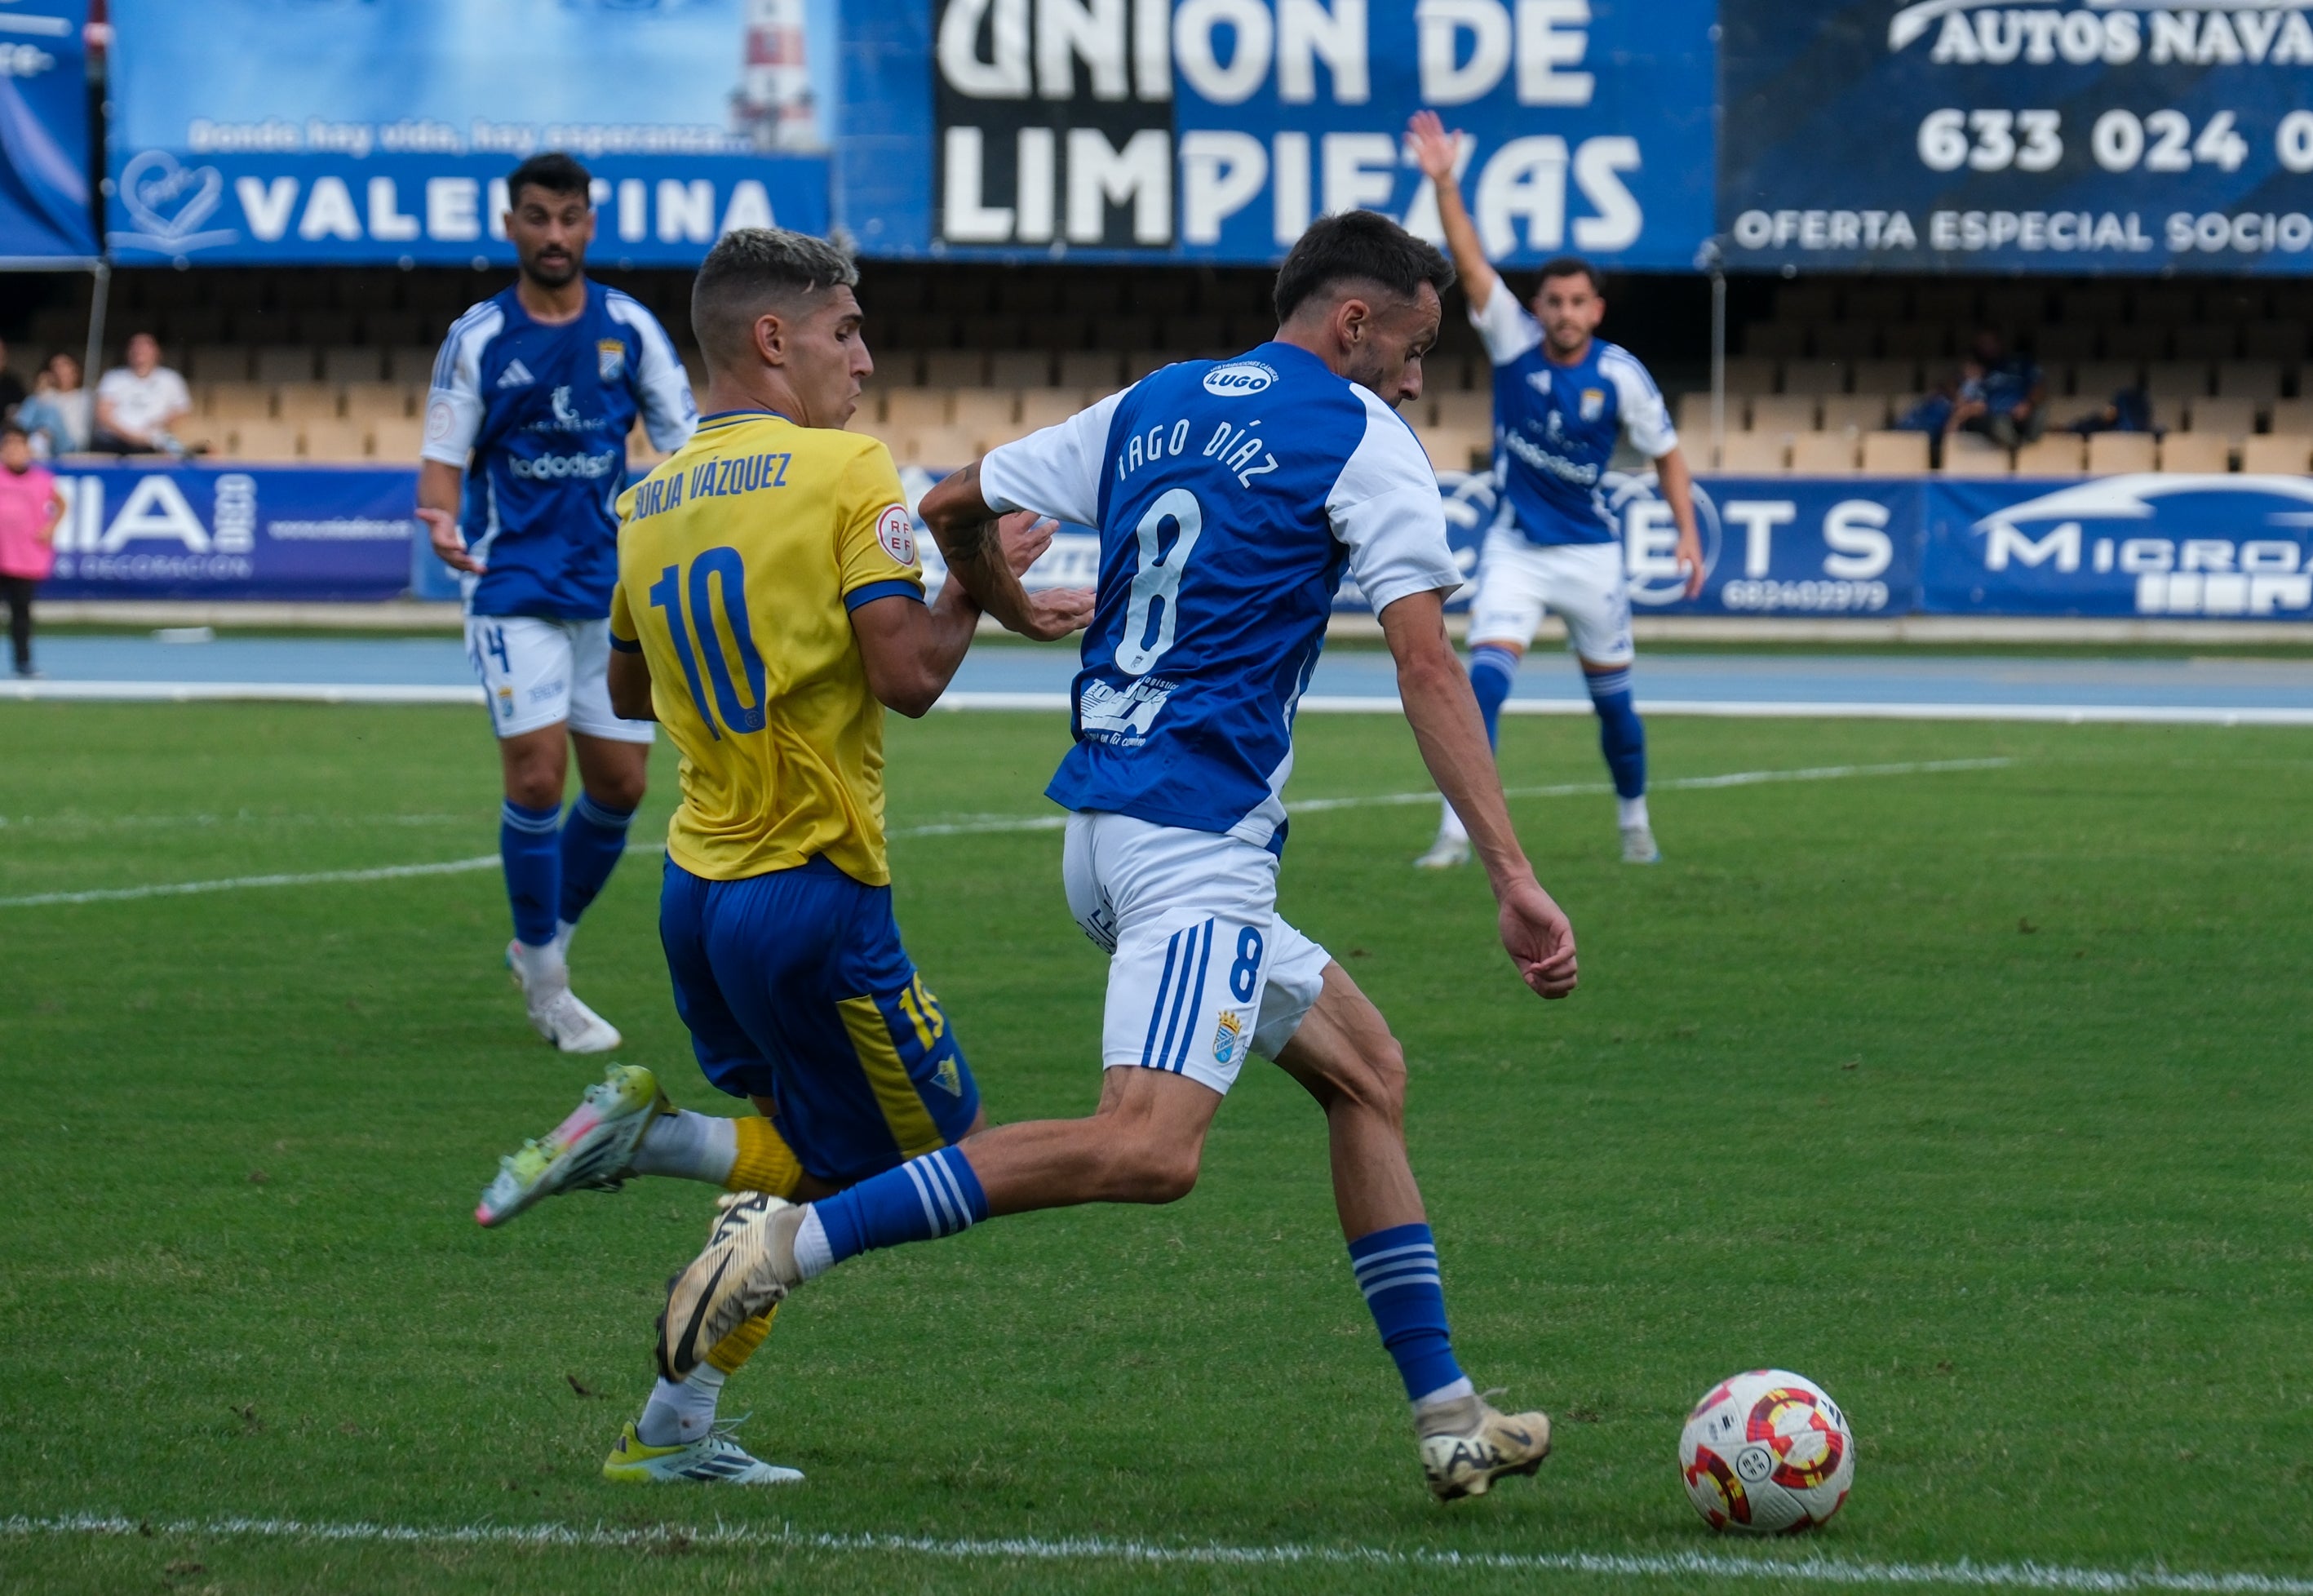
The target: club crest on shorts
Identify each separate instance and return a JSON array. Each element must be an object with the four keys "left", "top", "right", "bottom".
[
  {"left": 875, "top": 504, "right": 916, "bottom": 565},
  {"left": 932, "top": 1057, "right": 963, "bottom": 1097},
  {"left": 598, "top": 339, "right": 626, "bottom": 382},
  {"left": 1212, "top": 1009, "right": 1246, "bottom": 1066}
]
